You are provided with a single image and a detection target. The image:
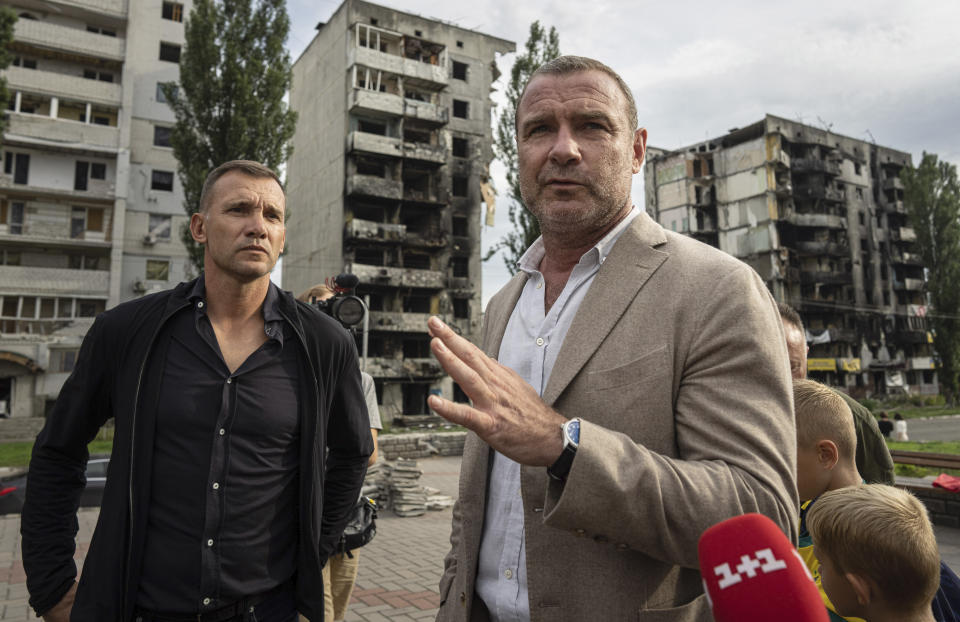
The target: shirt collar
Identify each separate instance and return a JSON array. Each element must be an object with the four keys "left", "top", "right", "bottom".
[
  {"left": 516, "top": 206, "right": 640, "bottom": 275},
  {"left": 189, "top": 274, "right": 285, "bottom": 342}
]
